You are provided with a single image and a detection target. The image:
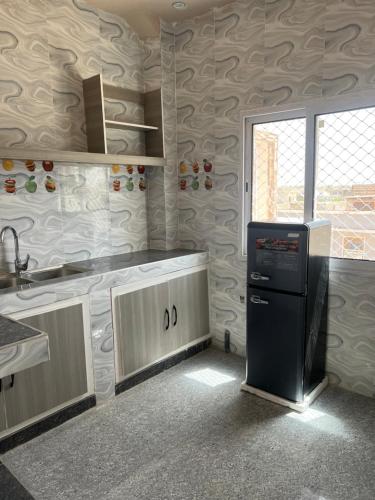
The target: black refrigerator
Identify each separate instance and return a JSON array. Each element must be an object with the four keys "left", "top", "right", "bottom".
[{"left": 246, "top": 220, "right": 331, "bottom": 403}]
